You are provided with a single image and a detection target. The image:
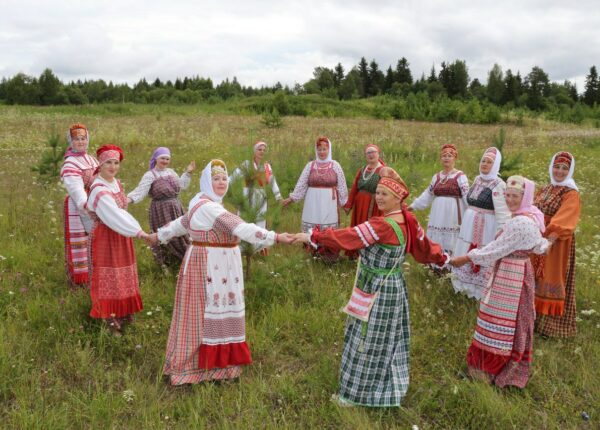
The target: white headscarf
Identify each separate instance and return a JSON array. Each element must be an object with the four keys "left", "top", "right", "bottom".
[
  {"left": 190, "top": 160, "right": 229, "bottom": 208},
  {"left": 254, "top": 141, "right": 267, "bottom": 151},
  {"left": 549, "top": 152, "right": 578, "bottom": 191},
  {"left": 315, "top": 137, "right": 333, "bottom": 164},
  {"left": 479, "top": 147, "right": 502, "bottom": 181}
]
